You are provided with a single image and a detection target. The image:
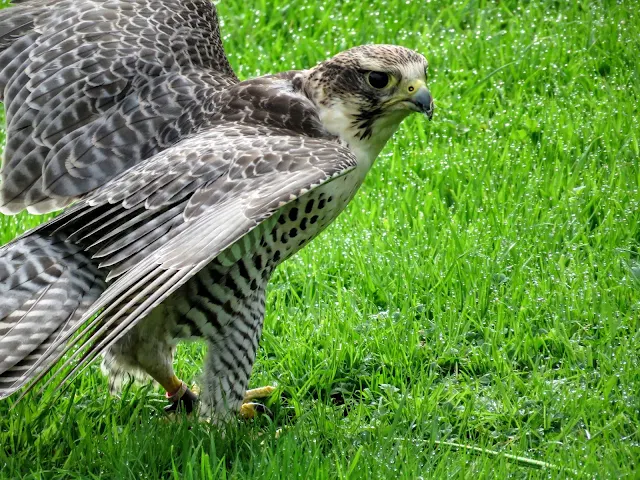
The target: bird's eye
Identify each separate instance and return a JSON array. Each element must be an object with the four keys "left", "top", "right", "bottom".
[{"left": 367, "top": 71, "right": 390, "bottom": 89}]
